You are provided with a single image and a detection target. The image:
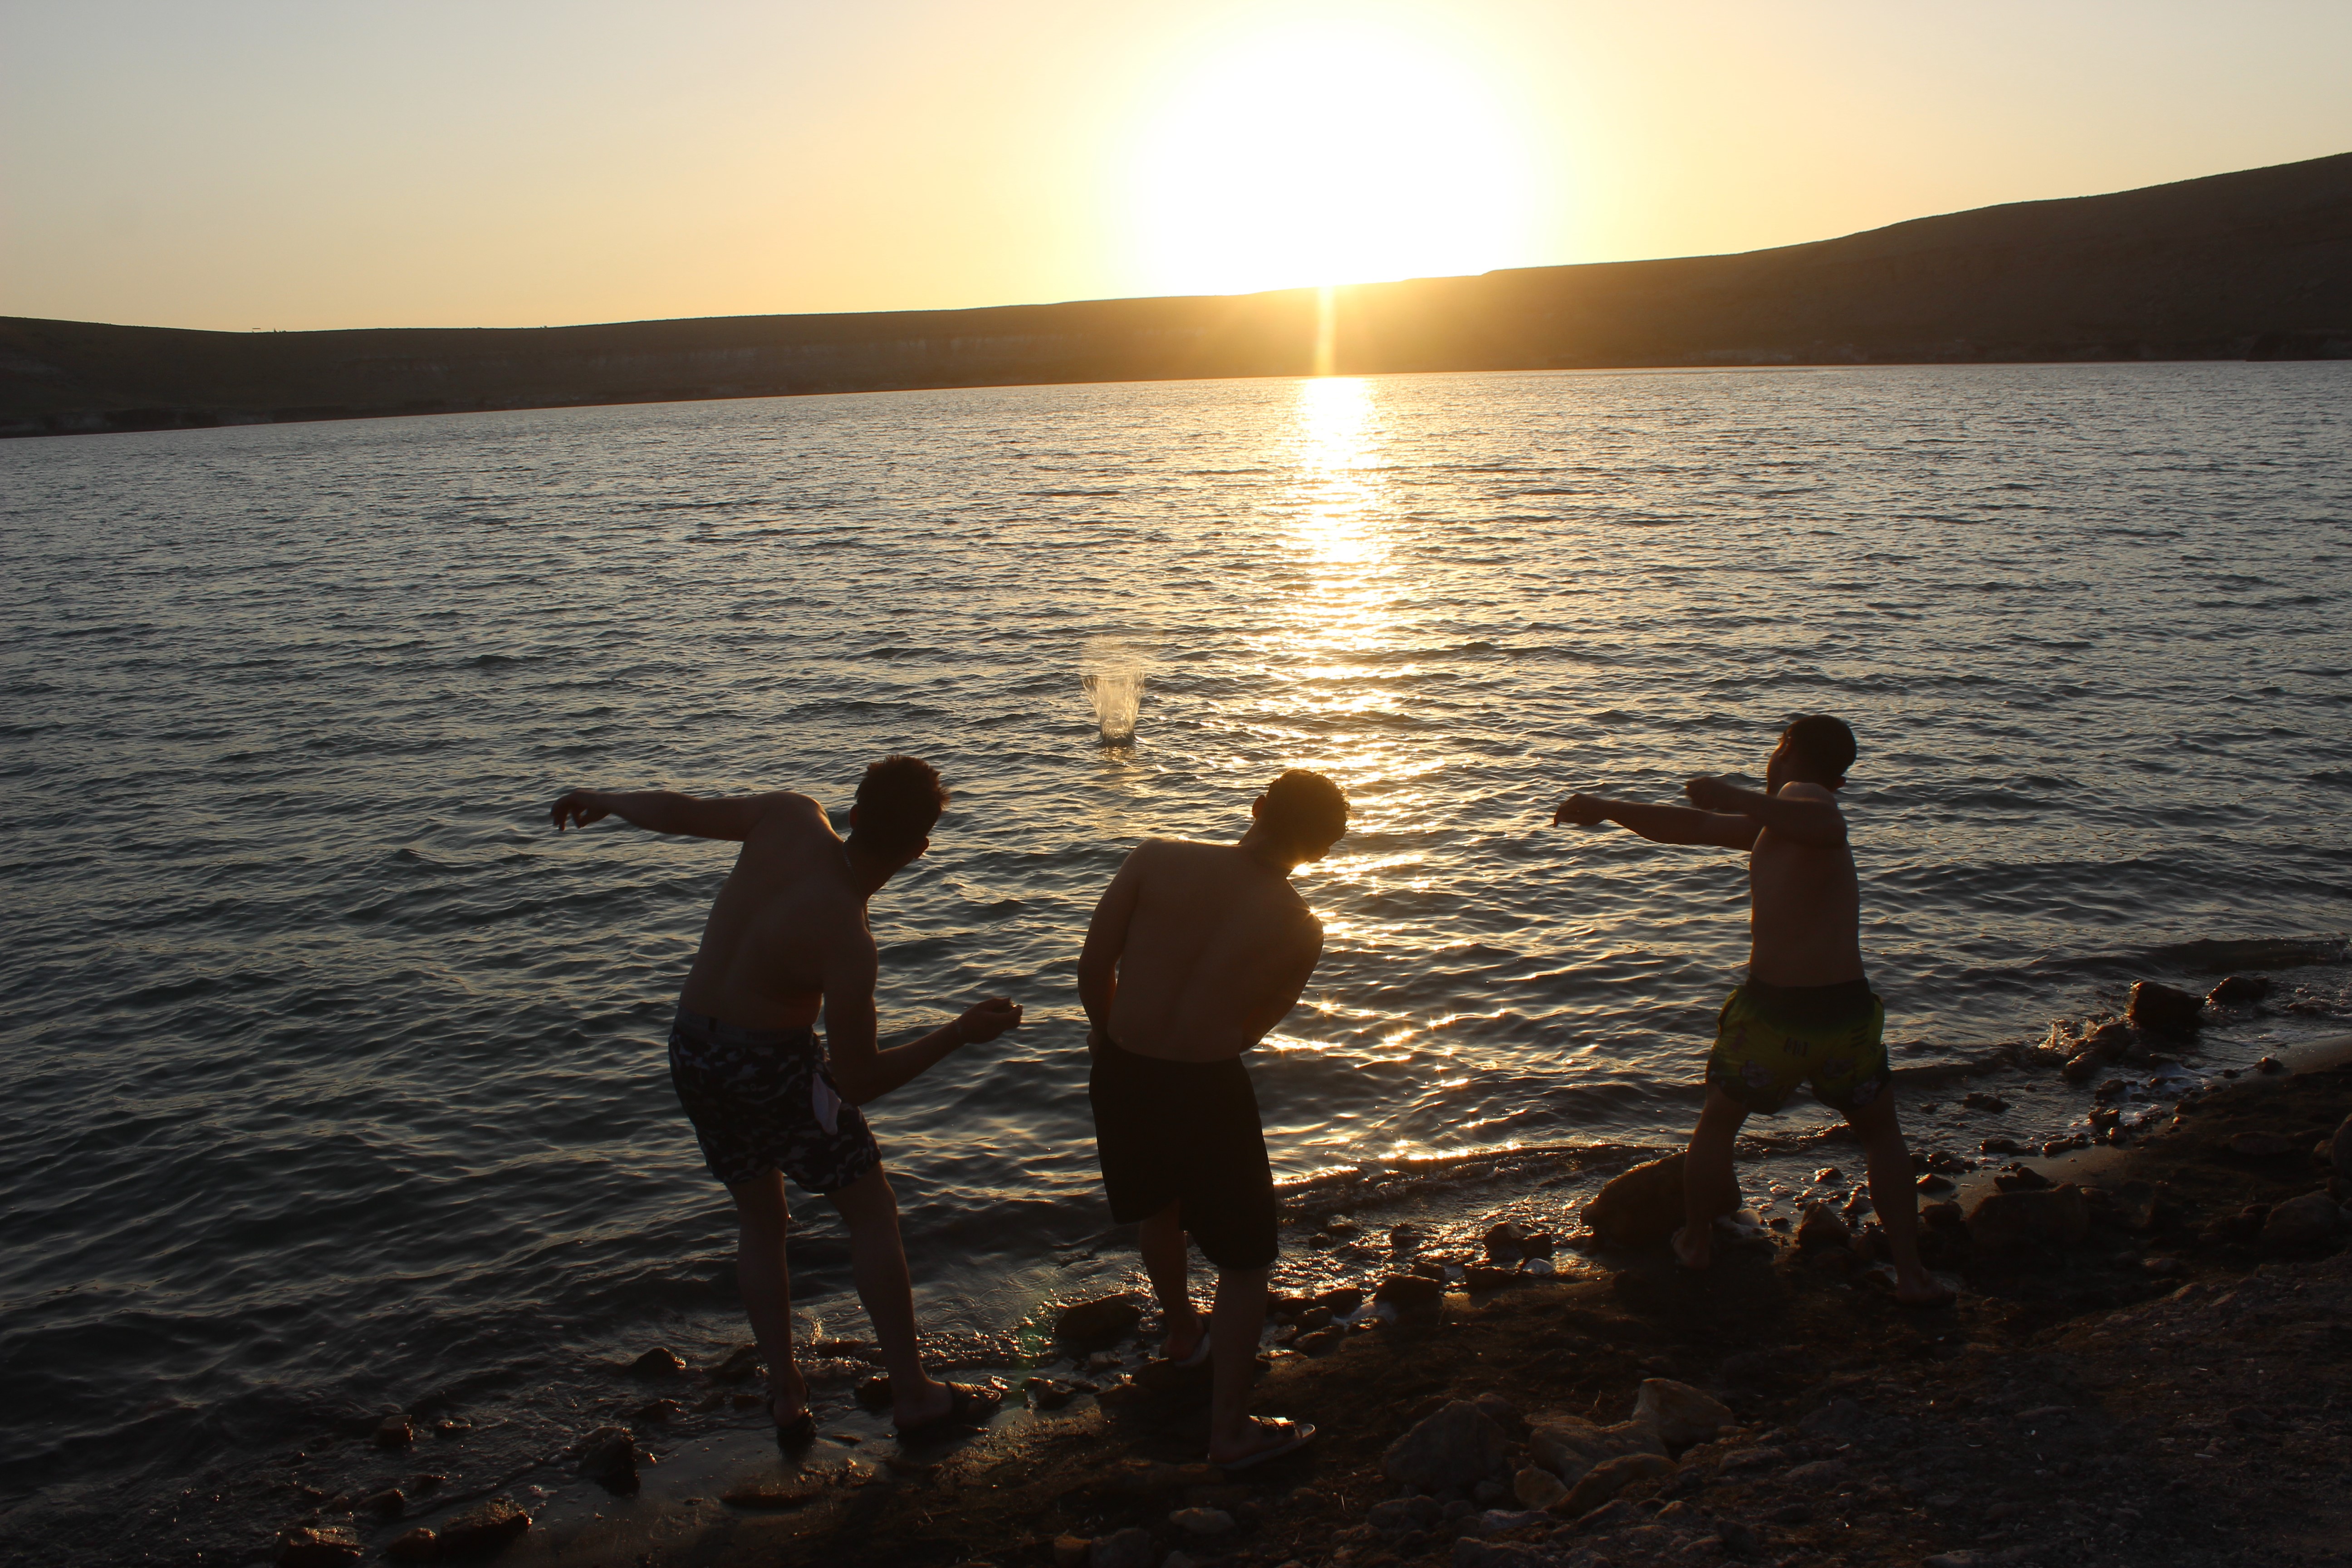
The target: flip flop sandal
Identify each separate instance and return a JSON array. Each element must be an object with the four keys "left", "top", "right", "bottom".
[
  {"left": 892, "top": 1382, "right": 1003, "bottom": 1445},
  {"left": 774, "top": 1408, "right": 817, "bottom": 1450},
  {"left": 1212, "top": 1417, "right": 1316, "bottom": 1472},
  {"left": 1169, "top": 1334, "right": 1211, "bottom": 1369}
]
